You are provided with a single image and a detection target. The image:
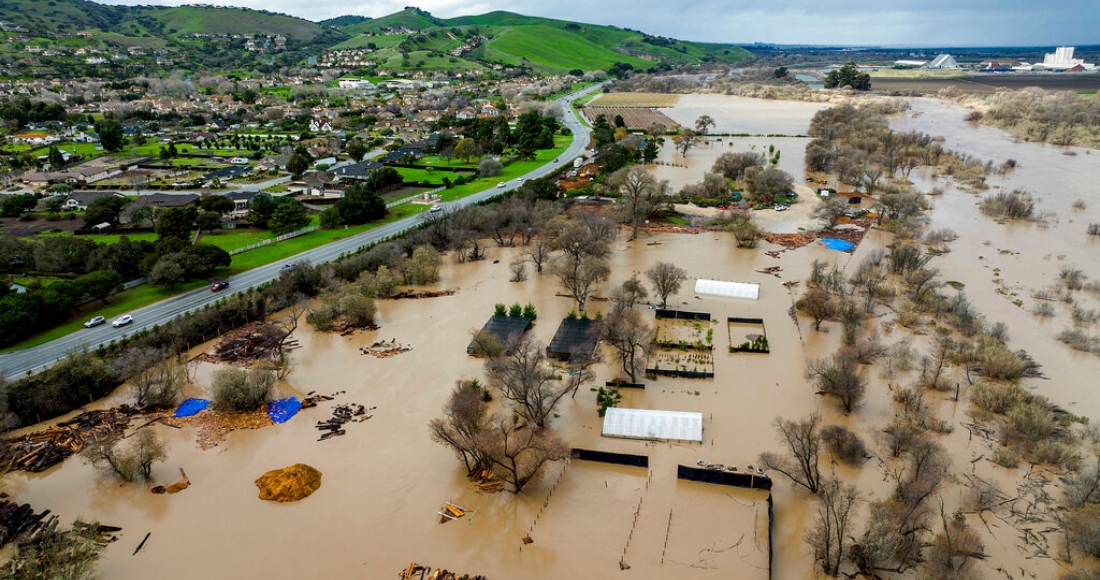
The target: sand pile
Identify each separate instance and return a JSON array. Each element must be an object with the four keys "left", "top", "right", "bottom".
[{"left": 255, "top": 464, "right": 322, "bottom": 502}]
